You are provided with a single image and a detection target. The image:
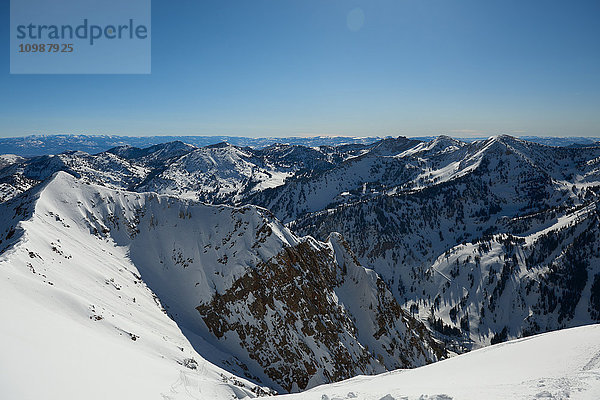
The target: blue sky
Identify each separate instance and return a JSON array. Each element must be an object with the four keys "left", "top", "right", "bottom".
[{"left": 1, "top": 0, "right": 599, "bottom": 138}]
